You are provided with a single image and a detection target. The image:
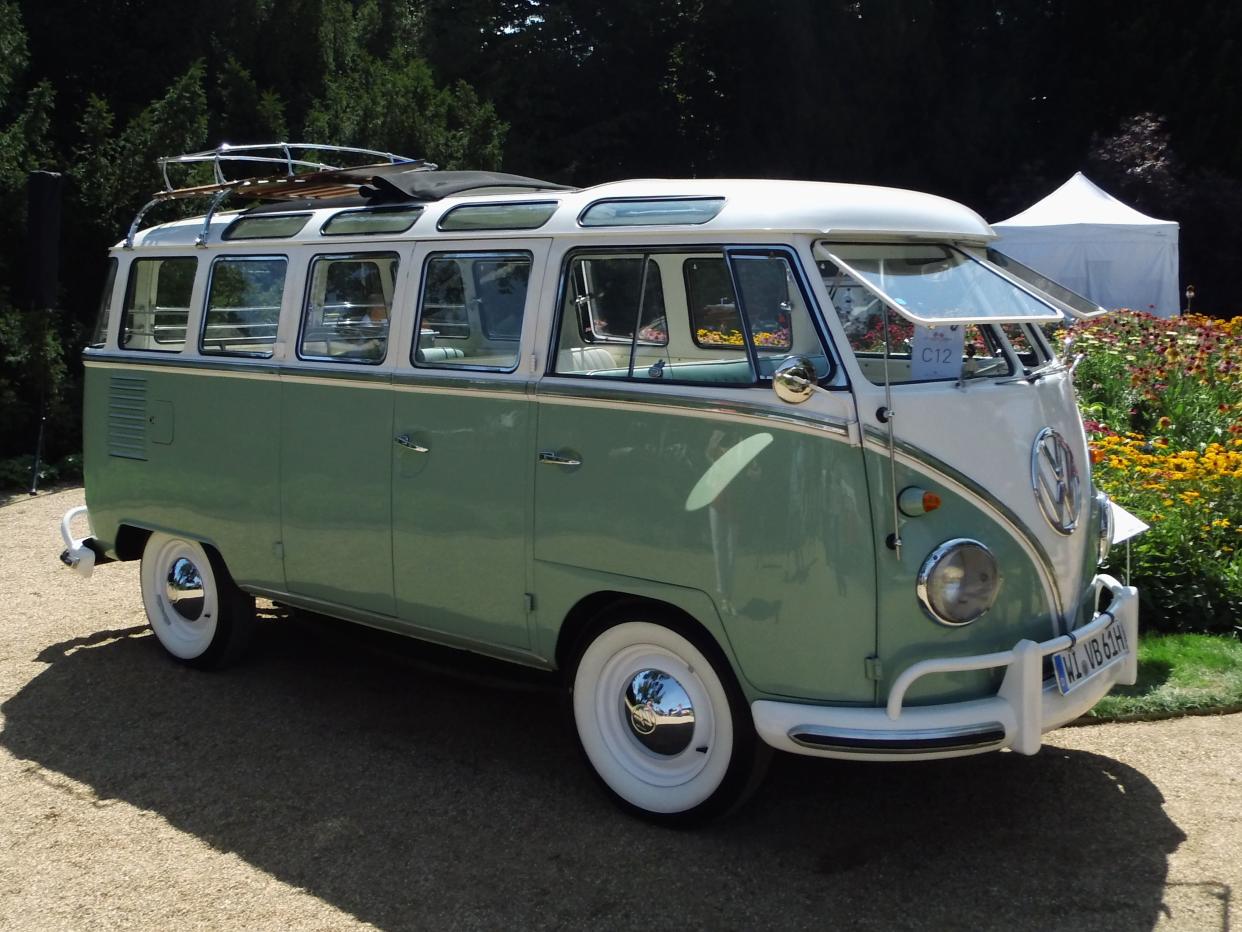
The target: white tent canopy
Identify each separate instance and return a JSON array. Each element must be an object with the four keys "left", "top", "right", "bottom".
[{"left": 992, "top": 172, "right": 1180, "bottom": 317}]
